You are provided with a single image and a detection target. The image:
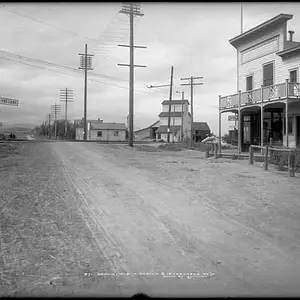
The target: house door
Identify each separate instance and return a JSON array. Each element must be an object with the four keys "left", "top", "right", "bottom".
[{"left": 297, "top": 116, "right": 300, "bottom": 146}]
